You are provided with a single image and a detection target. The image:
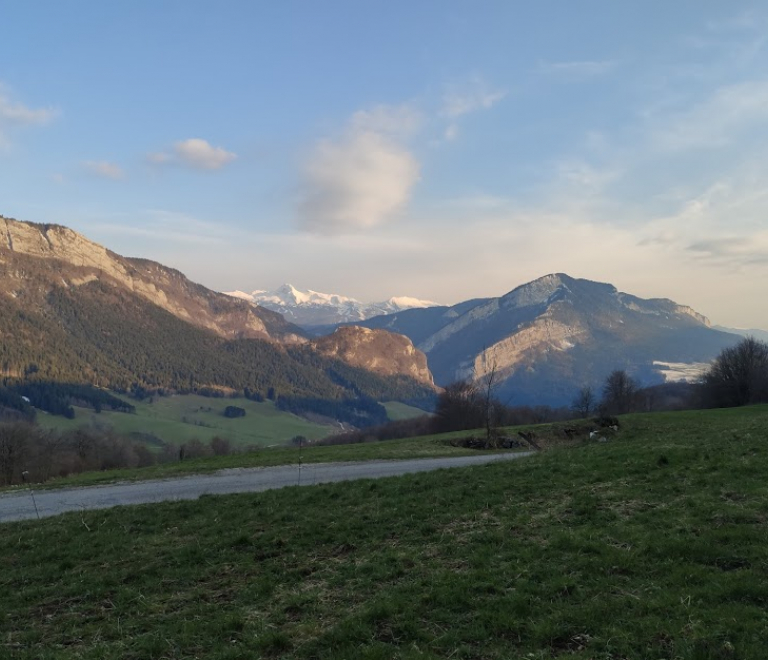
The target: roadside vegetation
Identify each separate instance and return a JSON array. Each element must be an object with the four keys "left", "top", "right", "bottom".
[
  {"left": 2, "top": 404, "right": 767, "bottom": 658},
  {"left": 0, "top": 428, "right": 506, "bottom": 490}
]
